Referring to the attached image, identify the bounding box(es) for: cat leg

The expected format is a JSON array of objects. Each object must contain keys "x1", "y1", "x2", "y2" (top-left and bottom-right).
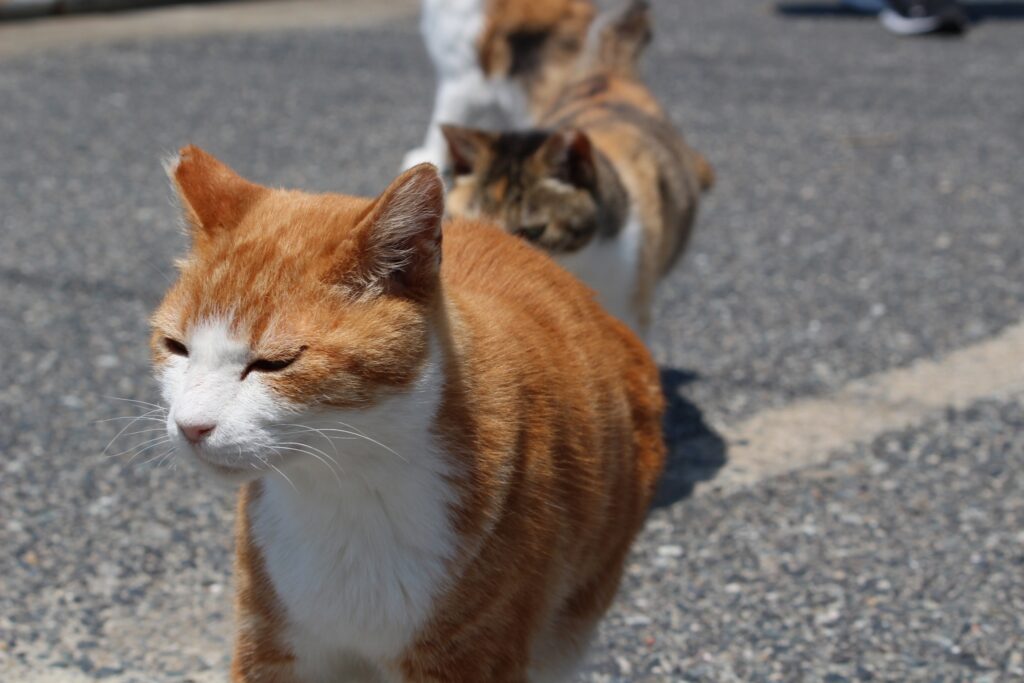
[
  {"x1": 399, "y1": 632, "x2": 533, "y2": 683},
  {"x1": 527, "y1": 618, "x2": 599, "y2": 683},
  {"x1": 231, "y1": 657, "x2": 301, "y2": 683},
  {"x1": 399, "y1": 656, "x2": 531, "y2": 683},
  {"x1": 230, "y1": 619, "x2": 301, "y2": 682}
]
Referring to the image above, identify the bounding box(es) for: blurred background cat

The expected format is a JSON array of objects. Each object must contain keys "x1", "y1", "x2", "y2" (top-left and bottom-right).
[
  {"x1": 442, "y1": 1, "x2": 714, "y2": 335},
  {"x1": 402, "y1": 0, "x2": 595, "y2": 172}
]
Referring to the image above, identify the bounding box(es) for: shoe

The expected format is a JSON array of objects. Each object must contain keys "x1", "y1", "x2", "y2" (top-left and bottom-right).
[
  {"x1": 839, "y1": 0, "x2": 886, "y2": 13},
  {"x1": 880, "y1": 0, "x2": 968, "y2": 34}
]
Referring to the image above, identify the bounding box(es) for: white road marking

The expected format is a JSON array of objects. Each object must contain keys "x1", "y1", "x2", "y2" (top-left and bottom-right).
[{"x1": 708, "y1": 320, "x2": 1024, "y2": 494}]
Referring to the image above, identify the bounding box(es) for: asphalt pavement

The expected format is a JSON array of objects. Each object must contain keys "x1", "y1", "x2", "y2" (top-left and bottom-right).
[{"x1": 0, "y1": 1, "x2": 1022, "y2": 681}]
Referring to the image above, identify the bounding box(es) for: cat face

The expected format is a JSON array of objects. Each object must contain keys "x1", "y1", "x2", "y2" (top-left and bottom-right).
[
  {"x1": 442, "y1": 126, "x2": 600, "y2": 255},
  {"x1": 151, "y1": 147, "x2": 443, "y2": 484}
]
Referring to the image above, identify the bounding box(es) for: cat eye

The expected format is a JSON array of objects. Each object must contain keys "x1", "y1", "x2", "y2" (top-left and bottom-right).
[
  {"x1": 517, "y1": 224, "x2": 547, "y2": 241},
  {"x1": 164, "y1": 337, "x2": 189, "y2": 357},
  {"x1": 242, "y1": 346, "x2": 307, "y2": 379}
]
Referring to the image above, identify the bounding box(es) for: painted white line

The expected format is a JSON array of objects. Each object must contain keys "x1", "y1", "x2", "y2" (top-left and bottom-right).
[
  {"x1": 708, "y1": 320, "x2": 1024, "y2": 494},
  {"x1": 0, "y1": 0, "x2": 419, "y2": 60}
]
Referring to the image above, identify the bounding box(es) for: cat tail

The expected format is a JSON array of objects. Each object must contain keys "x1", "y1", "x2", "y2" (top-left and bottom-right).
[
  {"x1": 693, "y1": 151, "x2": 715, "y2": 193},
  {"x1": 581, "y1": 0, "x2": 652, "y2": 79}
]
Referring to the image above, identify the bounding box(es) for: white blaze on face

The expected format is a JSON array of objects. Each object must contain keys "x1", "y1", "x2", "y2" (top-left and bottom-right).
[
  {"x1": 172, "y1": 319, "x2": 248, "y2": 428},
  {"x1": 158, "y1": 317, "x2": 290, "y2": 478}
]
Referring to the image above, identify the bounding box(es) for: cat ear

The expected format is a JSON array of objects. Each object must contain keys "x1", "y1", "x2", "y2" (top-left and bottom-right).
[
  {"x1": 346, "y1": 163, "x2": 445, "y2": 299},
  {"x1": 165, "y1": 145, "x2": 263, "y2": 235},
  {"x1": 441, "y1": 125, "x2": 492, "y2": 176},
  {"x1": 539, "y1": 129, "x2": 596, "y2": 190},
  {"x1": 586, "y1": 0, "x2": 651, "y2": 76}
]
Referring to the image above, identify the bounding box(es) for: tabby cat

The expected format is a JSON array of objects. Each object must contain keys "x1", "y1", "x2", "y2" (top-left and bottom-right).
[{"x1": 443, "y1": 0, "x2": 714, "y2": 335}]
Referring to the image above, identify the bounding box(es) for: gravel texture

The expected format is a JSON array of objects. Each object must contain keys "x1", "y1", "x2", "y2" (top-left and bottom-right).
[
  {"x1": 0, "y1": 0, "x2": 1022, "y2": 680},
  {"x1": 588, "y1": 398, "x2": 1024, "y2": 682}
]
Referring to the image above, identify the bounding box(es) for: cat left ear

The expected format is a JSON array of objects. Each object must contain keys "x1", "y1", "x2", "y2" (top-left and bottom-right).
[
  {"x1": 441, "y1": 125, "x2": 492, "y2": 176},
  {"x1": 347, "y1": 163, "x2": 445, "y2": 299},
  {"x1": 540, "y1": 130, "x2": 596, "y2": 190},
  {"x1": 165, "y1": 145, "x2": 264, "y2": 237}
]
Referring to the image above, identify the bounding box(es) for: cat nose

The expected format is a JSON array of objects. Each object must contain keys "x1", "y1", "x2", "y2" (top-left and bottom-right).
[{"x1": 178, "y1": 421, "x2": 216, "y2": 444}]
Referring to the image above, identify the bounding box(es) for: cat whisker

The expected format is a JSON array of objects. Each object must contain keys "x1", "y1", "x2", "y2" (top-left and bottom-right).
[
  {"x1": 142, "y1": 257, "x2": 176, "y2": 287},
  {"x1": 329, "y1": 423, "x2": 409, "y2": 465},
  {"x1": 105, "y1": 432, "x2": 171, "y2": 460},
  {"x1": 124, "y1": 438, "x2": 174, "y2": 465},
  {"x1": 100, "y1": 408, "x2": 167, "y2": 456},
  {"x1": 268, "y1": 461, "x2": 299, "y2": 494},
  {"x1": 94, "y1": 413, "x2": 166, "y2": 424},
  {"x1": 103, "y1": 396, "x2": 166, "y2": 411},
  {"x1": 137, "y1": 447, "x2": 176, "y2": 469},
  {"x1": 279, "y1": 420, "x2": 406, "y2": 464},
  {"x1": 277, "y1": 432, "x2": 359, "y2": 449},
  {"x1": 271, "y1": 444, "x2": 345, "y2": 487},
  {"x1": 276, "y1": 440, "x2": 338, "y2": 467},
  {"x1": 271, "y1": 424, "x2": 351, "y2": 456},
  {"x1": 273, "y1": 430, "x2": 358, "y2": 441},
  {"x1": 123, "y1": 427, "x2": 169, "y2": 438}
]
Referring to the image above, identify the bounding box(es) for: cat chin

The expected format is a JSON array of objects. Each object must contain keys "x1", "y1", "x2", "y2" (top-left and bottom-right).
[{"x1": 184, "y1": 447, "x2": 265, "y2": 488}]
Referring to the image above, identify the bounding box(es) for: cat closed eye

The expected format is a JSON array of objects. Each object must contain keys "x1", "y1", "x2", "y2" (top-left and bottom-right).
[
  {"x1": 517, "y1": 224, "x2": 547, "y2": 241},
  {"x1": 164, "y1": 338, "x2": 188, "y2": 357},
  {"x1": 242, "y1": 347, "x2": 306, "y2": 379}
]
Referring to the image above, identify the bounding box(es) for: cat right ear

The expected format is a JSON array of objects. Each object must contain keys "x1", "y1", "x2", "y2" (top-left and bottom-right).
[
  {"x1": 344, "y1": 163, "x2": 445, "y2": 300},
  {"x1": 165, "y1": 145, "x2": 263, "y2": 237},
  {"x1": 539, "y1": 129, "x2": 596, "y2": 190},
  {"x1": 440, "y1": 125, "x2": 492, "y2": 176}
]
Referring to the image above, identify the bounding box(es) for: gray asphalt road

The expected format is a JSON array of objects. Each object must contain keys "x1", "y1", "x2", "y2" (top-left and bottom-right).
[{"x1": 1, "y1": 1, "x2": 1022, "y2": 681}]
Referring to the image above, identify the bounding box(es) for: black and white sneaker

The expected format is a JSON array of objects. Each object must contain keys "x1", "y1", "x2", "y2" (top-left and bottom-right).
[
  {"x1": 880, "y1": 0, "x2": 968, "y2": 35},
  {"x1": 839, "y1": 0, "x2": 886, "y2": 13}
]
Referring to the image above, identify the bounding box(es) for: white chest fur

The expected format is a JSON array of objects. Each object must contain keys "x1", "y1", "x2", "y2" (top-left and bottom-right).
[
  {"x1": 556, "y1": 209, "x2": 644, "y2": 336},
  {"x1": 248, "y1": 352, "x2": 457, "y2": 680}
]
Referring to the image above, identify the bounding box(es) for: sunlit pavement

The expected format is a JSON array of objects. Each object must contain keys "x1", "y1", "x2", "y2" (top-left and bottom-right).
[{"x1": 1, "y1": 1, "x2": 1022, "y2": 680}]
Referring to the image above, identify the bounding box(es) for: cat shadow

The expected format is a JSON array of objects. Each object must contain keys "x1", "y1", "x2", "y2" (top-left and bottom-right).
[
  {"x1": 775, "y1": 2, "x2": 1024, "y2": 21},
  {"x1": 650, "y1": 368, "x2": 728, "y2": 509}
]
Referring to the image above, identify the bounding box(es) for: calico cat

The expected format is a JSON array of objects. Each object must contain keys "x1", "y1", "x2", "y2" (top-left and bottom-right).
[
  {"x1": 402, "y1": 0, "x2": 594, "y2": 171},
  {"x1": 442, "y1": 0, "x2": 714, "y2": 335},
  {"x1": 151, "y1": 146, "x2": 665, "y2": 682}
]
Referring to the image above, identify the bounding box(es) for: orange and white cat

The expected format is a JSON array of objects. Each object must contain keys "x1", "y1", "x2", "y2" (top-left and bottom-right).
[
  {"x1": 402, "y1": 0, "x2": 595, "y2": 171},
  {"x1": 151, "y1": 146, "x2": 665, "y2": 682}
]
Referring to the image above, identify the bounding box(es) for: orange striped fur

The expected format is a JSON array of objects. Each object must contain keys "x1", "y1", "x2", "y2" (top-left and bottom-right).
[{"x1": 151, "y1": 146, "x2": 666, "y2": 681}]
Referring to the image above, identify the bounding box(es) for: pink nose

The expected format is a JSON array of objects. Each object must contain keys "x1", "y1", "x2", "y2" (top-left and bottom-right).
[{"x1": 178, "y1": 422, "x2": 216, "y2": 444}]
